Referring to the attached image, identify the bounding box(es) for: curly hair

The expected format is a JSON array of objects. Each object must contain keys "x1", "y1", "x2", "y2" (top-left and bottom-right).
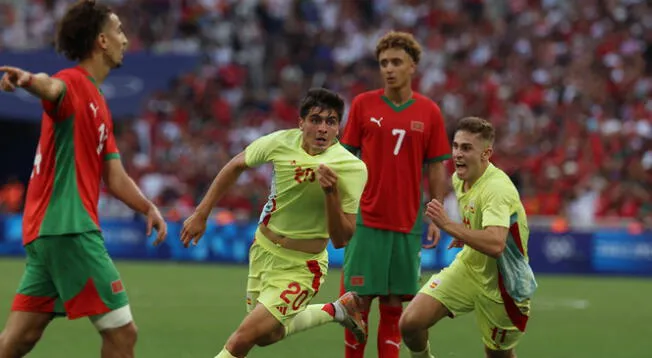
[
  {"x1": 375, "y1": 31, "x2": 422, "y2": 64},
  {"x1": 456, "y1": 117, "x2": 496, "y2": 145},
  {"x1": 299, "y1": 88, "x2": 345, "y2": 122},
  {"x1": 55, "y1": 0, "x2": 113, "y2": 62}
]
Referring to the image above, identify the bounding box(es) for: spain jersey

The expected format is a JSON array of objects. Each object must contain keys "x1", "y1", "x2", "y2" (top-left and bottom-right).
[
  {"x1": 22, "y1": 66, "x2": 120, "y2": 245},
  {"x1": 340, "y1": 89, "x2": 450, "y2": 234},
  {"x1": 245, "y1": 129, "x2": 368, "y2": 239},
  {"x1": 453, "y1": 163, "x2": 534, "y2": 330}
]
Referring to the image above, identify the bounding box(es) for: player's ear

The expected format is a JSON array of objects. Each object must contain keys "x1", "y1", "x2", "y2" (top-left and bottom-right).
[
  {"x1": 98, "y1": 33, "x2": 108, "y2": 51},
  {"x1": 298, "y1": 117, "x2": 305, "y2": 130},
  {"x1": 483, "y1": 146, "x2": 494, "y2": 161}
]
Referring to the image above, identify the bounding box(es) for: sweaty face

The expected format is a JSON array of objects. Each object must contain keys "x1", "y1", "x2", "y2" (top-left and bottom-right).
[
  {"x1": 378, "y1": 48, "x2": 415, "y2": 90},
  {"x1": 299, "y1": 107, "x2": 340, "y2": 156},
  {"x1": 452, "y1": 130, "x2": 492, "y2": 184},
  {"x1": 100, "y1": 13, "x2": 128, "y2": 68}
]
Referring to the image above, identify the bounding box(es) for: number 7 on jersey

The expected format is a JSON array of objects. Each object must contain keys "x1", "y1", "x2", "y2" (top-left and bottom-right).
[{"x1": 391, "y1": 128, "x2": 406, "y2": 155}]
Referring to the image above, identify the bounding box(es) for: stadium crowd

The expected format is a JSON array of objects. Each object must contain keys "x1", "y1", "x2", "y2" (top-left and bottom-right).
[{"x1": 1, "y1": 0, "x2": 651, "y2": 229}]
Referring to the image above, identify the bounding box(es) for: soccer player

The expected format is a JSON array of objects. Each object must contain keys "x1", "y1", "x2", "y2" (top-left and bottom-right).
[
  {"x1": 181, "y1": 88, "x2": 370, "y2": 358},
  {"x1": 339, "y1": 31, "x2": 451, "y2": 358},
  {"x1": 399, "y1": 117, "x2": 537, "y2": 358},
  {"x1": 0, "y1": 1, "x2": 167, "y2": 357}
]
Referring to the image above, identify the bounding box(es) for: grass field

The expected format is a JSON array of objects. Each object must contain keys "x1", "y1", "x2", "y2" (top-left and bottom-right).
[{"x1": 0, "y1": 258, "x2": 651, "y2": 358}]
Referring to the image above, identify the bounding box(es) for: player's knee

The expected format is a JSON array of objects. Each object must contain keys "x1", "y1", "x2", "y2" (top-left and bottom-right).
[
  {"x1": 226, "y1": 328, "x2": 256, "y2": 354},
  {"x1": 256, "y1": 327, "x2": 284, "y2": 347},
  {"x1": 484, "y1": 346, "x2": 515, "y2": 358},
  {"x1": 398, "y1": 307, "x2": 426, "y2": 336},
  {"x1": 100, "y1": 321, "x2": 138, "y2": 353},
  {"x1": 2, "y1": 326, "x2": 43, "y2": 355}
]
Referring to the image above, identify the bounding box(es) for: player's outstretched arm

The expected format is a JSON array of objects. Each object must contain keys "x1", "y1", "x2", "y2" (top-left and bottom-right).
[
  {"x1": 425, "y1": 199, "x2": 507, "y2": 258},
  {"x1": 180, "y1": 151, "x2": 249, "y2": 247},
  {"x1": 0, "y1": 66, "x2": 63, "y2": 102},
  {"x1": 317, "y1": 164, "x2": 356, "y2": 248},
  {"x1": 103, "y1": 158, "x2": 168, "y2": 245}
]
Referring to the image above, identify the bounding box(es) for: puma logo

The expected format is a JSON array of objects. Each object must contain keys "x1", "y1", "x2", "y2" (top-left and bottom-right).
[
  {"x1": 89, "y1": 102, "x2": 99, "y2": 118},
  {"x1": 344, "y1": 341, "x2": 359, "y2": 350},
  {"x1": 370, "y1": 117, "x2": 383, "y2": 127},
  {"x1": 385, "y1": 340, "x2": 401, "y2": 349}
]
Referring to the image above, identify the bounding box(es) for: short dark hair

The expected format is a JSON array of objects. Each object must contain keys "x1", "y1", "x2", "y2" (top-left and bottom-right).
[
  {"x1": 55, "y1": 0, "x2": 113, "y2": 61},
  {"x1": 455, "y1": 117, "x2": 495, "y2": 144},
  {"x1": 375, "y1": 31, "x2": 422, "y2": 64},
  {"x1": 299, "y1": 88, "x2": 345, "y2": 122}
]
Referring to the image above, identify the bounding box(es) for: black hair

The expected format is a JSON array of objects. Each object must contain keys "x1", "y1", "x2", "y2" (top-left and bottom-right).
[
  {"x1": 299, "y1": 88, "x2": 345, "y2": 122},
  {"x1": 55, "y1": 0, "x2": 113, "y2": 61}
]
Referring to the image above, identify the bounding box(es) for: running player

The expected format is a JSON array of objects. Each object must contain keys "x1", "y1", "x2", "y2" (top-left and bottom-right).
[
  {"x1": 400, "y1": 117, "x2": 537, "y2": 358},
  {"x1": 181, "y1": 88, "x2": 369, "y2": 358},
  {"x1": 339, "y1": 31, "x2": 451, "y2": 358},
  {"x1": 0, "y1": 1, "x2": 167, "y2": 357}
]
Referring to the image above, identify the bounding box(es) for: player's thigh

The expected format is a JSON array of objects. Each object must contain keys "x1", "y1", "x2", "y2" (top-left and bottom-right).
[
  {"x1": 11, "y1": 242, "x2": 65, "y2": 316},
  {"x1": 388, "y1": 232, "x2": 422, "y2": 296},
  {"x1": 418, "y1": 262, "x2": 476, "y2": 318},
  {"x1": 1, "y1": 311, "x2": 55, "y2": 346},
  {"x1": 475, "y1": 295, "x2": 530, "y2": 351},
  {"x1": 41, "y1": 232, "x2": 129, "y2": 320},
  {"x1": 400, "y1": 293, "x2": 450, "y2": 332},
  {"x1": 253, "y1": 243, "x2": 328, "y2": 325},
  {"x1": 343, "y1": 225, "x2": 393, "y2": 295},
  {"x1": 232, "y1": 303, "x2": 285, "y2": 346}
]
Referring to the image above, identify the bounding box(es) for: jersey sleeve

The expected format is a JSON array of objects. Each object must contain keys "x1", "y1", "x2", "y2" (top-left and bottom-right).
[
  {"x1": 340, "y1": 96, "x2": 363, "y2": 153},
  {"x1": 103, "y1": 122, "x2": 120, "y2": 161},
  {"x1": 480, "y1": 181, "x2": 513, "y2": 228},
  {"x1": 41, "y1": 71, "x2": 76, "y2": 122},
  {"x1": 338, "y1": 162, "x2": 368, "y2": 214},
  {"x1": 425, "y1": 102, "x2": 451, "y2": 163},
  {"x1": 244, "y1": 131, "x2": 281, "y2": 167}
]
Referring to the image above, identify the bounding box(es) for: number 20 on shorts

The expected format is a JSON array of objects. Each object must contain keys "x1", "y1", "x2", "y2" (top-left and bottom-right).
[{"x1": 280, "y1": 282, "x2": 310, "y2": 310}]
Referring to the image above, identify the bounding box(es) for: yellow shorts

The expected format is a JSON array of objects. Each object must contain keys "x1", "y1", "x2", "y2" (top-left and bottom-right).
[
  {"x1": 419, "y1": 260, "x2": 531, "y2": 351},
  {"x1": 246, "y1": 228, "x2": 328, "y2": 325}
]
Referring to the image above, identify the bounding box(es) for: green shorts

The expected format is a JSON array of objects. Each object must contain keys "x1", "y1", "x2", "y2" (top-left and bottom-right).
[
  {"x1": 247, "y1": 228, "x2": 328, "y2": 325},
  {"x1": 343, "y1": 224, "x2": 421, "y2": 296},
  {"x1": 419, "y1": 260, "x2": 531, "y2": 350},
  {"x1": 11, "y1": 231, "x2": 129, "y2": 320}
]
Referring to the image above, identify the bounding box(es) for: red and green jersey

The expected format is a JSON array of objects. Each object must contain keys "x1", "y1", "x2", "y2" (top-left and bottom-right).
[
  {"x1": 340, "y1": 89, "x2": 451, "y2": 234},
  {"x1": 22, "y1": 66, "x2": 120, "y2": 245}
]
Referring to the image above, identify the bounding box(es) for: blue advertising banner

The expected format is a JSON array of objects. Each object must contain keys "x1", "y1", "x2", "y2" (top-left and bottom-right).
[
  {"x1": 592, "y1": 231, "x2": 652, "y2": 274},
  {"x1": 0, "y1": 50, "x2": 199, "y2": 121},
  {"x1": 1, "y1": 214, "x2": 651, "y2": 275},
  {"x1": 527, "y1": 232, "x2": 593, "y2": 274}
]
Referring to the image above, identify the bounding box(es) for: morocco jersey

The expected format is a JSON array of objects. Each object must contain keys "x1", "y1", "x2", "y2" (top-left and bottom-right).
[
  {"x1": 453, "y1": 163, "x2": 535, "y2": 330},
  {"x1": 340, "y1": 89, "x2": 450, "y2": 234},
  {"x1": 22, "y1": 66, "x2": 120, "y2": 245},
  {"x1": 245, "y1": 129, "x2": 368, "y2": 239}
]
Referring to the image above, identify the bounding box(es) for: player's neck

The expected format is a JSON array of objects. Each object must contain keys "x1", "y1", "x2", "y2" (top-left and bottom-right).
[
  {"x1": 463, "y1": 162, "x2": 490, "y2": 191},
  {"x1": 78, "y1": 58, "x2": 110, "y2": 85},
  {"x1": 383, "y1": 86, "x2": 413, "y2": 106}
]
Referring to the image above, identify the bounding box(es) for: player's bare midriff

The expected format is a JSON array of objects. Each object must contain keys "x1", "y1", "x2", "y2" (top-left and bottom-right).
[{"x1": 258, "y1": 224, "x2": 328, "y2": 254}]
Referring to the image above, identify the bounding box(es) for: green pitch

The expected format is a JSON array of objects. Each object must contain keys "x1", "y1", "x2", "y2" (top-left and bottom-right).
[{"x1": 0, "y1": 259, "x2": 650, "y2": 357}]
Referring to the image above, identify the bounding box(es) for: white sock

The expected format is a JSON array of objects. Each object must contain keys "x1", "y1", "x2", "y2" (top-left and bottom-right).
[
  {"x1": 332, "y1": 301, "x2": 347, "y2": 322},
  {"x1": 409, "y1": 341, "x2": 436, "y2": 358}
]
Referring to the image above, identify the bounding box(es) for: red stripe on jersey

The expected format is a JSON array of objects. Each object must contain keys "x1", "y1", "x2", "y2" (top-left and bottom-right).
[
  {"x1": 497, "y1": 221, "x2": 529, "y2": 332},
  {"x1": 306, "y1": 260, "x2": 323, "y2": 293},
  {"x1": 497, "y1": 272, "x2": 529, "y2": 332},
  {"x1": 509, "y1": 222, "x2": 525, "y2": 254}
]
